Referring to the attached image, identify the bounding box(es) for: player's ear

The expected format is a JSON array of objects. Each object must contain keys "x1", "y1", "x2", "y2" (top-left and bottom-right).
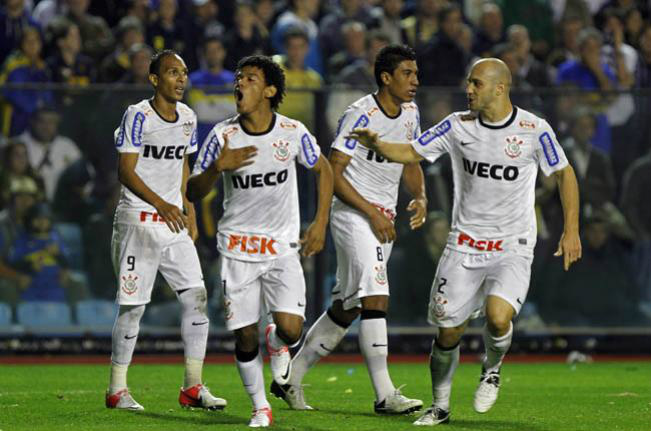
[
  {"x1": 264, "y1": 84, "x2": 277, "y2": 100},
  {"x1": 149, "y1": 73, "x2": 158, "y2": 88},
  {"x1": 381, "y1": 70, "x2": 391, "y2": 86}
]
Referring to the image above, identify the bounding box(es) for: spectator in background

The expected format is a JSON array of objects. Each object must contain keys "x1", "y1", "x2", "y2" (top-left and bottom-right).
[
  {"x1": 99, "y1": 16, "x2": 145, "y2": 82},
  {"x1": 254, "y1": 0, "x2": 275, "y2": 30},
  {"x1": 0, "y1": 176, "x2": 40, "y2": 308},
  {"x1": 147, "y1": 0, "x2": 186, "y2": 55},
  {"x1": 223, "y1": 0, "x2": 270, "y2": 72},
  {"x1": 117, "y1": 43, "x2": 153, "y2": 85},
  {"x1": 507, "y1": 24, "x2": 551, "y2": 88},
  {"x1": 0, "y1": 141, "x2": 44, "y2": 206},
  {"x1": 45, "y1": 17, "x2": 95, "y2": 85},
  {"x1": 65, "y1": 0, "x2": 114, "y2": 62},
  {"x1": 327, "y1": 20, "x2": 366, "y2": 81},
  {"x1": 0, "y1": 27, "x2": 53, "y2": 137},
  {"x1": 623, "y1": 6, "x2": 644, "y2": 48},
  {"x1": 417, "y1": 3, "x2": 468, "y2": 87},
  {"x1": 472, "y1": 2, "x2": 505, "y2": 58},
  {"x1": 494, "y1": 0, "x2": 554, "y2": 59},
  {"x1": 401, "y1": 0, "x2": 443, "y2": 51},
  {"x1": 621, "y1": 146, "x2": 651, "y2": 241},
  {"x1": 32, "y1": 0, "x2": 67, "y2": 29},
  {"x1": 15, "y1": 106, "x2": 82, "y2": 202},
  {"x1": 548, "y1": 15, "x2": 585, "y2": 68},
  {"x1": 319, "y1": 0, "x2": 371, "y2": 65},
  {"x1": 123, "y1": 0, "x2": 151, "y2": 26},
  {"x1": 272, "y1": 0, "x2": 323, "y2": 75},
  {"x1": 0, "y1": 0, "x2": 39, "y2": 66},
  {"x1": 635, "y1": 25, "x2": 651, "y2": 87},
  {"x1": 368, "y1": 0, "x2": 404, "y2": 45},
  {"x1": 9, "y1": 202, "x2": 85, "y2": 304},
  {"x1": 52, "y1": 157, "x2": 97, "y2": 224},
  {"x1": 275, "y1": 26, "x2": 322, "y2": 131},
  {"x1": 556, "y1": 27, "x2": 617, "y2": 154},
  {"x1": 185, "y1": 0, "x2": 225, "y2": 71},
  {"x1": 187, "y1": 36, "x2": 236, "y2": 143}
]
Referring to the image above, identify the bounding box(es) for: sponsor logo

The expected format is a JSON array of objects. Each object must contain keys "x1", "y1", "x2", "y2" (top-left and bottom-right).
[
  {"x1": 131, "y1": 112, "x2": 145, "y2": 147},
  {"x1": 372, "y1": 343, "x2": 388, "y2": 347},
  {"x1": 280, "y1": 121, "x2": 297, "y2": 129},
  {"x1": 374, "y1": 265, "x2": 387, "y2": 285},
  {"x1": 272, "y1": 140, "x2": 291, "y2": 162},
  {"x1": 519, "y1": 120, "x2": 536, "y2": 129},
  {"x1": 433, "y1": 294, "x2": 448, "y2": 318},
  {"x1": 124, "y1": 334, "x2": 137, "y2": 340},
  {"x1": 301, "y1": 133, "x2": 318, "y2": 167},
  {"x1": 192, "y1": 321, "x2": 209, "y2": 326},
  {"x1": 462, "y1": 157, "x2": 519, "y2": 181},
  {"x1": 121, "y1": 274, "x2": 139, "y2": 295},
  {"x1": 231, "y1": 169, "x2": 288, "y2": 189},
  {"x1": 367, "y1": 107, "x2": 379, "y2": 116},
  {"x1": 224, "y1": 300, "x2": 233, "y2": 320},
  {"x1": 227, "y1": 234, "x2": 277, "y2": 255},
  {"x1": 504, "y1": 136, "x2": 523, "y2": 159},
  {"x1": 418, "y1": 120, "x2": 451, "y2": 146},
  {"x1": 319, "y1": 343, "x2": 333, "y2": 352},
  {"x1": 139, "y1": 211, "x2": 166, "y2": 223},
  {"x1": 539, "y1": 132, "x2": 560, "y2": 166},
  {"x1": 460, "y1": 141, "x2": 473, "y2": 146},
  {"x1": 224, "y1": 126, "x2": 239, "y2": 138},
  {"x1": 345, "y1": 114, "x2": 369, "y2": 149},
  {"x1": 457, "y1": 232, "x2": 504, "y2": 252},
  {"x1": 142, "y1": 144, "x2": 185, "y2": 160},
  {"x1": 182, "y1": 121, "x2": 194, "y2": 136}
]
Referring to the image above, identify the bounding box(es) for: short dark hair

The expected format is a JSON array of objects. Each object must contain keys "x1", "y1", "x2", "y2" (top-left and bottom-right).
[
  {"x1": 149, "y1": 49, "x2": 178, "y2": 75},
  {"x1": 283, "y1": 26, "x2": 309, "y2": 46},
  {"x1": 236, "y1": 55, "x2": 286, "y2": 110},
  {"x1": 374, "y1": 44, "x2": 416, "y2": 87}
]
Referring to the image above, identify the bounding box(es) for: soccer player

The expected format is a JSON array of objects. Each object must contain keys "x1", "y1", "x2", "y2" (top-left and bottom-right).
[
  {"x1": 348, "y1": 58, "x2": 582, "y2": 426},
  {"x1": 271, "y1": 45, "x2": 425, "y2": 414},
  {"x1": 106, "y1": 50, "x2": 226, "y2": 411},
  {"x1": 186, "y1": 55, "x2": 333, "y2": 428}
]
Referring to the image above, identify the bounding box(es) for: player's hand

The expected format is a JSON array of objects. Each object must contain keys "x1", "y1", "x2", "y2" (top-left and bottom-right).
[
  {"x1": 554, "y1": 230, "x2": 582, "y2": 271},
  {"x1": 407, "y1": 197, "x2": 427, "y2": 230},
  {"x1": 215, "y1": 133, "x2": 257, "y2": 172},
  {"x1": 346, "y1": 128, "x2": 379, "y2": 150},
  {"x1": 299, "y1": 221, "x2": 327, "y2": 257},
  {"x1": 156, "y1": 201, "x2": 188, "y2": 233},
  {"x1": 369, "y1": 210, "x2": 396, "y2": 243}
]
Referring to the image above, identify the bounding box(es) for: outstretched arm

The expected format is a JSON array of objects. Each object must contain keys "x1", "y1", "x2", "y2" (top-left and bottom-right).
[
  {"x1": 346, "y1": 128, "x2": 424, "y2": 164},
  {"x1": 300, "y1": 155, "x2": 334, "y2": 257},
  {"x1": 553, "y1": 165, "x2": 582, "y2": 270},
  {"x1": 186, "y1": 133, "x2": 257, "y2": 201}
]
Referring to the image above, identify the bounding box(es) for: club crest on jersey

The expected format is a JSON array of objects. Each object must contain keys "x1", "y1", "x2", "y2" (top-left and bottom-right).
[
  {"x1": 433, "y1": 294, "x2": 448, "y2": 318},
  {"x1": 374, "y1": 265, "x2": 387, "y2": 285},
  {"x1": 504, "y1": 136, "x2": 523, "y2": 159},
  {"x1": 224, "y1": 300, "x2": 233, "y2": 321},
  {"x1": 404, "y1": 121, "x2": 415, "y2": 140},
  {"x1": 272, "y1": 140, "x2": 291, "y2": 162},
  {"x1": 182, "y1": 121, "x2": 194, "y2": 136},
  {"x1": 121, "y1": 274, "x2": 139, "y2": 295}
]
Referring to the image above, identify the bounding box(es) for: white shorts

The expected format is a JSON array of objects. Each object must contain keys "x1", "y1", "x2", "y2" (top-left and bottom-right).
[
  {"x1": 111, "y1": 222, "x2": 204, "y2": 305},
  {"x1": 330, "y1": 205, "x2": 393, "y2": 311},
  {"x1": 427, "y1": 247, "x2": 533, "y2": 327},
  {"x1": 218, "y1": 252, "x2": 306, "y2": 331}
]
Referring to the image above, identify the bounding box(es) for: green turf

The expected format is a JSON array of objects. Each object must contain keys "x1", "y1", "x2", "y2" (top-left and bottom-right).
[{"x1": 0, "y1": 361, "x2": 649, "y2": 431}]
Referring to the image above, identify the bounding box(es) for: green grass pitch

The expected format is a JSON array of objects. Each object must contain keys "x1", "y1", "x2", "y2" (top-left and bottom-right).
[{"x1": 1, "y1": 361, "x2": 649, "y2": 430}]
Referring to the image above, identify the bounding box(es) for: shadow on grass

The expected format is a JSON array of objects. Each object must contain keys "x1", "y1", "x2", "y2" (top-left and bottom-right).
[{"x1": 448, "y1": 418, "x2": 553, "y2": 431}]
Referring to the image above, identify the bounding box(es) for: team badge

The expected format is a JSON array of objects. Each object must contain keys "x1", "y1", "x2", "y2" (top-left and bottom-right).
[
  {"x1": 374, "y1": 265, "x2": 387, "y2": 285},
  {"x1": 182, "y1": 121, "x2": 194, "y2": 136},
  {"x1": 224, "y1": 300, "x2": 233, "y2": 321},
  {"x1": 404, "y1": 121, "x2": 415, "y2": 140},
  {"x1": 504, "y1": 136, "x2": 523, "y2": 159},
  {"x1": 121, "y1": 274, "x2": 139, "y2": 295},
  {"x1": 272, "y1": 140, "x2": 291, "y2": 162},
  {"x1": 433, "y1": 294, "x2": 448, "y2": 318}
]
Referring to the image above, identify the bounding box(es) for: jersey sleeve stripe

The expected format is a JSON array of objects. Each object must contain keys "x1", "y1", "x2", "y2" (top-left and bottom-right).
[
  {"x1": 200, "y1": 133, "x2": 221, "y2": 170},
  {"x1": 539, "y1": 132, "x2": 559, "y2": 166},
  {"x1": 344, "y1": 114, "x2": 369, "y2": 150},
  {"x1": 301, "y1": 133, "x2": 319, "y2": 167},
  {"x1": 131, "y1": 111, "x2": 145, "y2": 147}
]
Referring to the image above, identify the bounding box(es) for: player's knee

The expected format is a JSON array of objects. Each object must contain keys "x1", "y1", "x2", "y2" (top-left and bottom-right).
[
  {"x1": 360, "y1": 295, "x2": 388, "y2": 312},
  {"x1": 486, "y1": 316, "x2": 512, "y2": 335},
  {"x1": 235, "y1": 324, "x2": 259, "y2": 351},
  {"x1": 436, "y1": 327, "x2": 464, "y2": 348},
  {"x1": 276, "y1": 323, "x2": 303, "y2": 345},
  {"x1": 119, "y1": 304, "x2": 146, "y2": 324},
  {"x1": 328, "y1": 302, "x2": 359, "y2": 326},
  {"x1": 178, "y1": 287, "x2": 208, "y2": 315}
]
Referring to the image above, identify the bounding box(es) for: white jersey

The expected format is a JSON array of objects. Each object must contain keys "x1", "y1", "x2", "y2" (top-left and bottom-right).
[
  {"x1": 114, "y1": 99, "x2": 198, "y2": 219},
  {"x1": 191, "y1": 113, "x2": 321, "y2": 262},
  {"x1": 331, "y1": 94, "x2": 420, "y2": 216},
  {"x1": 412, "y1": 107, "x2": 569, "y2": 257}
]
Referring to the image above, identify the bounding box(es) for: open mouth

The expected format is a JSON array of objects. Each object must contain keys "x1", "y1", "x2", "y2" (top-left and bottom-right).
[{"x1": 235, "y1": 88, "x2": 243, "y2": 102}]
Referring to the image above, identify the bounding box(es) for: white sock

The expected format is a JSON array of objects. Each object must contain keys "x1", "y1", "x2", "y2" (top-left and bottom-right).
[
  {"x1": 289, "y1": 311, "x2": 348, "y2": 386},
  {"x1": 359, "y1": 317, "x2": 394, "y2": 402},
  {"x1": 236, "y1": 351, "x2": 269, "y2": 410},
  {"x1": 179, "y1": 288, "x2": 209, "y2": 360},
  {"x1": 429, "y1": 339, "x2": 460, "y2": 411},
  {"x1": 109, "y1": 305, "x2": 145, "y2": 393},
  {"x1": 266, "y1": 324, "x2": 288, "y2": 351},
  {"x1": 184, "y1": 357, "x2": 203, "y2": 389},
  {"x1": 482, "y1": 322, "x2": 512, "y2": 373}
]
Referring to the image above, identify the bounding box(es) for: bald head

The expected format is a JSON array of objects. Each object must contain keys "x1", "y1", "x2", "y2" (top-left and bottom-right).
[{"x1": 470, "y1": 58, "x2": 512, "y2": 88}]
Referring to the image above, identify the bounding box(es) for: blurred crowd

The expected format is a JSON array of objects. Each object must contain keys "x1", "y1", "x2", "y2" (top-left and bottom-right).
[{"x1": 1, "y1": 0, "x2": 651, "y2": 328}]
